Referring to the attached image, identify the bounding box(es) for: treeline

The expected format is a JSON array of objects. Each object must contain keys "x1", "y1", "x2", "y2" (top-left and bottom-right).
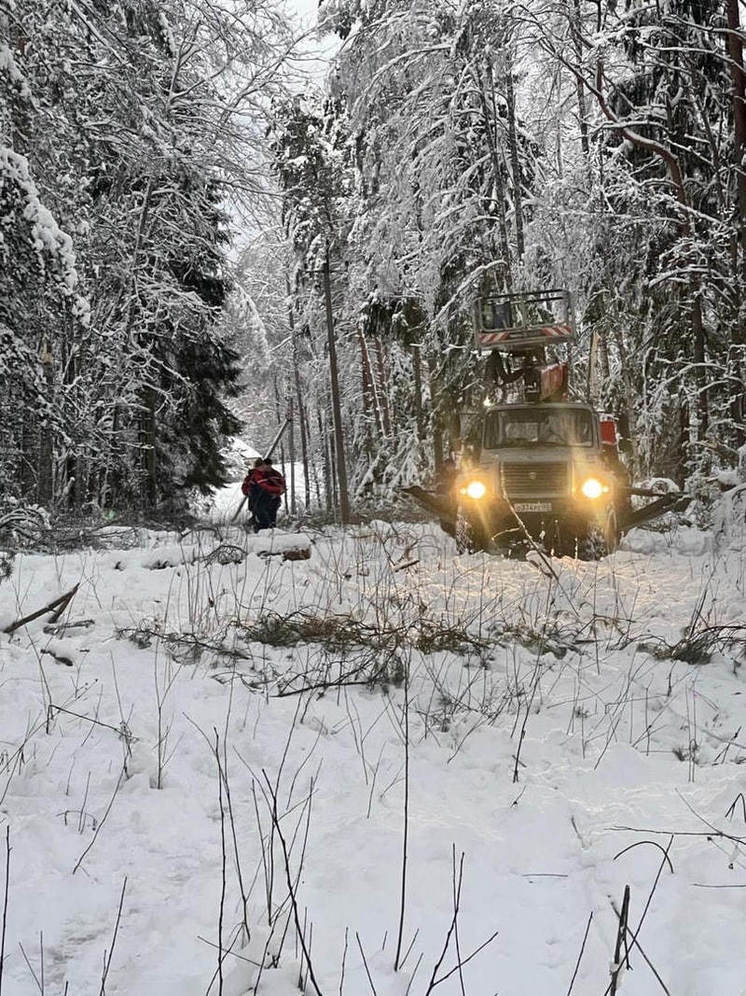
[
  {"x1": 0, "y1": 0, "x2": 298, "y2": 513},
  {"x1": 272, "y1": 0, "x2": 746, "y2": 501}
]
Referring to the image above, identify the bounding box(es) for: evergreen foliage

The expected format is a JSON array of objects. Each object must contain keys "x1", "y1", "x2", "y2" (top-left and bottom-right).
[{"x1": 0, "y1": 0, "x2": 297, "y2": 513}]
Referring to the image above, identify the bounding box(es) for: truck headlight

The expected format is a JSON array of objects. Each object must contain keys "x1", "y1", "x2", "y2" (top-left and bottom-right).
[
  {"x1": 464, "y1": 480, "x2": 487, "y2": 500},
  {"x1": 580, "y1": 477, "x2": 605, "y2": 499}
]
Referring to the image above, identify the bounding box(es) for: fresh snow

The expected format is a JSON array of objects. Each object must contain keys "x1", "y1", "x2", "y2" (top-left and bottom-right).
[
  {"x1": 1, "y1": 517, "x2": 746, "y2": 994},
  {"x1": 0, "y1": 148, "x2": 80, "y2": 292}
]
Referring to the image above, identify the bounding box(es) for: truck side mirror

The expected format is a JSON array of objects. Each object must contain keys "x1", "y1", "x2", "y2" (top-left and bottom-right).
[{"x1": 599, "y1": 416, "x2": 618, "y2": 447}]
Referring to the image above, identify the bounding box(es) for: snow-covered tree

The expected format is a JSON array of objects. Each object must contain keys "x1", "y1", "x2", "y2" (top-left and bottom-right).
[{"x1": 1, "y1": 0, "x2": 302, "y2": 511}]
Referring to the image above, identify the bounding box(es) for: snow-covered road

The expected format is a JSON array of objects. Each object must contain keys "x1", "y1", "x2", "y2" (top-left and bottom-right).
[{"x1": 1, "y1": 518, "x2": 745, "y2": 994}]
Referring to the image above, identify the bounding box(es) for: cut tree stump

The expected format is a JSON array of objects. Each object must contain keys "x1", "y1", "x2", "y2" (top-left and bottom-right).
[
  {"x1": 282, "y1": 547, "x2": 311, "y2": 562},
  {"x1": 258, "y1": 545, "x2": 311, "y2": 562}
]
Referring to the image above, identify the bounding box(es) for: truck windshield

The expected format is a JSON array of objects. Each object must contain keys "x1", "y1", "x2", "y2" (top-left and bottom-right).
[{"x1": 484, "y1": 409, "x2": 594, "y2": 448}]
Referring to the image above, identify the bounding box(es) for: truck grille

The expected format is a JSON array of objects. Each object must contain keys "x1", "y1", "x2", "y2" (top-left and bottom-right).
[{"x1": 501, "y1": 462, "x2": 569, "y2": 497}]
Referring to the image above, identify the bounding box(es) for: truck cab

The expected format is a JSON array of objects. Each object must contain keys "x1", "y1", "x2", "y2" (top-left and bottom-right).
[{"x1": 456, "y1": 401, "x2": 622, "y2": 556}]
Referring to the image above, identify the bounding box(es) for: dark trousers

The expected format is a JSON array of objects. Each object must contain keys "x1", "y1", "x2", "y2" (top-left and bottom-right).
[{"x1": 254, "y1": 491, "x2": 281, "y2": 530}]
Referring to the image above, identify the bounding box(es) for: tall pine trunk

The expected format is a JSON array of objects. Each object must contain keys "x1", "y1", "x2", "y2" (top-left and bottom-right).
[
  {"x1": 373, "y1": 337, "x2": 393, "y2": 437},
  {"x1": 411, "y1": 344, "x2": 425, "y2": 441},
  {"x1": 505, "y1": 46, "x2": 525, "y2": 259},
  {"x1": 288, "y1": 396, "x2": 296, "y2": 516},
  {"x1": 474, "y1": 62, "x2": 512, "y2": 287},
  {"x1": 726, "y1": 0, "x2": 746, "y2": 444},
  {"x1": 428, "y1": 357, "x2": 444, "y2": 475},
  {"x1": 358, "y1": 328, "x2": 383, "y2": 438},
  {"x1": 140, "y1": 383, "x2": 157, "y2": 510},
  {"x1": 571, "y1": 0, "x2": 590, "y2": 160},
  {"x1": 287, "y1": 275, "x2": 311, "y2": 507},
  {"x1": 38, "y1": 343, "x2": 54, "y2": 507}
]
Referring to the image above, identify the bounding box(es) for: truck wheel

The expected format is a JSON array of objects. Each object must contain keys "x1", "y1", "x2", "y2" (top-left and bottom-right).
[
  {"x1": 578, "y1": 507, "x2": 619, "y2": 560},
  {"x1": 455, "y1": 512, "x2": 489, "y2": 553},
  {"x1": 604, "y1": 507, "x2": 620, "y2": 553}
]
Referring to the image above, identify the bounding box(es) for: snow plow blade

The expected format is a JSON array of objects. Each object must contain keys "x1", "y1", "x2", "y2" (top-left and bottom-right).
[
  {"x1": 404, "y1": 484, "x2": 689, "y2": 542},
  {"x1": 619, "y1": 492, "x2": 690, "y2": 533},
  {"x1": 401, "y1": 484, "x2": 691, "y2": 536},
  {"x1": 401, "y1": 486, "x2": 457, "y2": 534}
]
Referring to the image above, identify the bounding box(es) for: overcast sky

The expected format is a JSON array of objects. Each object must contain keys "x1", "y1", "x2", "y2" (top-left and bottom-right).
[
  {"x1": 288, "y1": 0, "x2": 323, "y2": 29},
  {"x1": 286, "y1": 0, "x2": 340, "y2": 78}
]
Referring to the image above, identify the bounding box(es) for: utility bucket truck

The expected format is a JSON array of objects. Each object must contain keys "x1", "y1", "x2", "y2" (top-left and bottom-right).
[{"x1": 405, "y1": 289, "x2": 688, "y2": 558}]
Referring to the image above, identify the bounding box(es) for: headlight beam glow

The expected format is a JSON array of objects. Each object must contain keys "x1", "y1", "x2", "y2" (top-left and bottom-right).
[
  {"x1": 464, "y1": 480, "x2": 487, "y2": 500},
  {"x1": 580, "y1": 477, "x2": 605, "y2": 499}
]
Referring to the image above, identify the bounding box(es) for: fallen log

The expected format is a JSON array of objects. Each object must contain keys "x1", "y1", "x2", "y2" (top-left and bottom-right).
[
  {"x1": 3, "y1": 583, "x2": 80, "y2": 635},
  {"x1": 620, "y1": 494, "x2": 690, "y2": 532},
  {"x1": 400, "y1": 486, "x2": 457, "y2": 536}
]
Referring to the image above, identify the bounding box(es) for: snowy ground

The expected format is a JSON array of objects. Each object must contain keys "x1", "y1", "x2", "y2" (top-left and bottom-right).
[{"x1": 1, "y1": 509, "x2": 746, "y2": 994}]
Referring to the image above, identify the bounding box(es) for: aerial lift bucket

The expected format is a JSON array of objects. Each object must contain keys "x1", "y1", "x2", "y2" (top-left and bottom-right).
[
  {"x1": 475, "y1": 288, "x2": 575, "y2": 402},
  {"x1": 473, "y1": 288, "x2": 575, "y2": 353}
]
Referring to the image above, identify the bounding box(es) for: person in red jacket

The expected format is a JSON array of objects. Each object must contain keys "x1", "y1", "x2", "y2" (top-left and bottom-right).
[
  {"x1": 251, "y1": 458, "x2": 286, "y2": 531},
  {"x1": 241, "y1": 458, "x2": 264, "y2": 497},
  {"x1": 241, "y1": 458, "x2": 264, "y2": 528}
]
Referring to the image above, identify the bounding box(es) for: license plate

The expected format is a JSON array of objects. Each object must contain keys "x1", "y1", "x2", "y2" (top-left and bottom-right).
[{"x1": 513, "y1": 501, "x2": 552, "y2": 513}]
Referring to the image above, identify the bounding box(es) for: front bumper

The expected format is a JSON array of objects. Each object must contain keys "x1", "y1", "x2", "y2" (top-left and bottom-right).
[{"x1": 460, "y1": 494, "x2": 609, "y2": 542}]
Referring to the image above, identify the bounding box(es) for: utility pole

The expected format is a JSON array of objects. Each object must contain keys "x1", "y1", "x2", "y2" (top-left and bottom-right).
[
  {"x1": 322, "y1": 246, "x2": 351, "y2": 524},
  {"x1": 288, "y1": 396, "x2": 296, "y2": 515},
  {"x1": 286, "y1": 274, "x2": 311, "y2": 508}
]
